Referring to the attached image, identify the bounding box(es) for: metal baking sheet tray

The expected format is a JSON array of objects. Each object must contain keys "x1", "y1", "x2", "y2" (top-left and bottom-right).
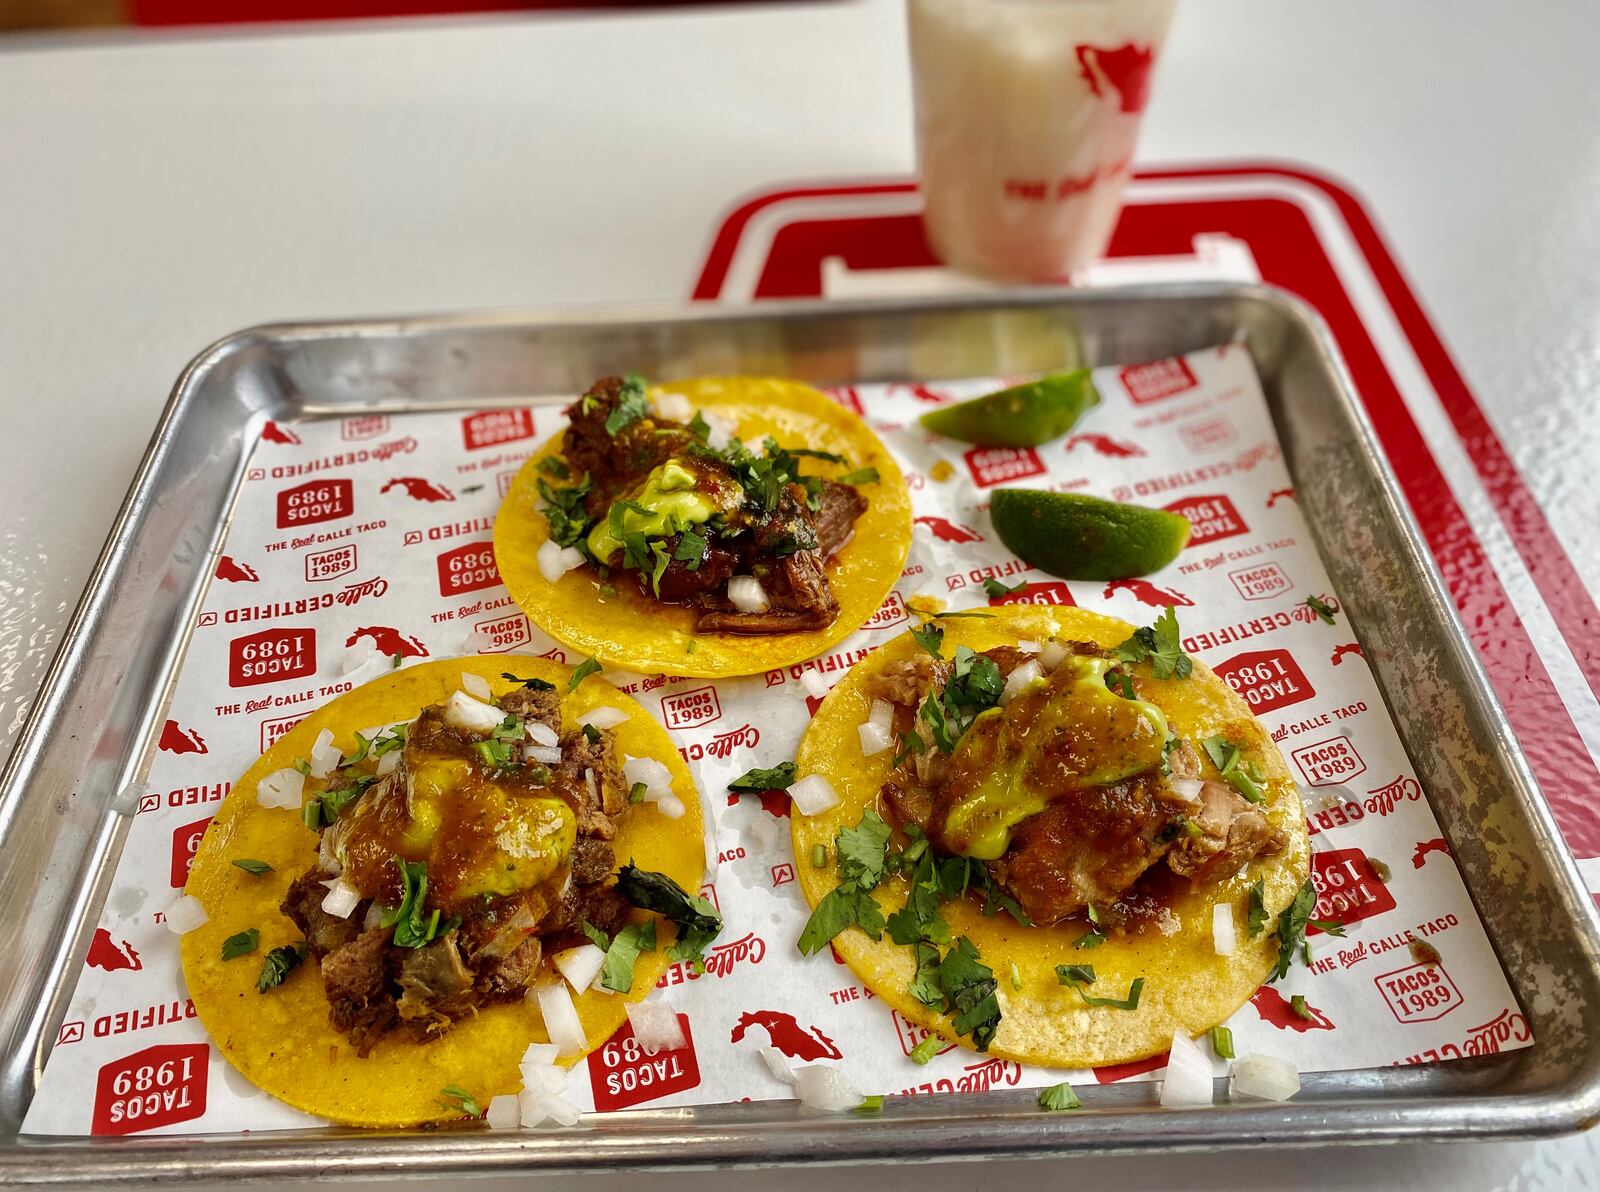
[{"x1": 2, "y1": 285, "x2": 1597, "y2": 1183}]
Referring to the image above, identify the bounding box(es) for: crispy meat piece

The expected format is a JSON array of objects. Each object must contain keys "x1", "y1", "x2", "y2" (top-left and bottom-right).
[
  {"x1": 561, "y1": 377, "x2": 696, "y2": 509},
  {"x1": 396, "y1": 935, "x2": 475, "y2": 1036},
  {"x1": 321, "y1": 927, "x2": 397, "y2": 1057},
  {"x1": 654, "y1": 537, "x2": 739, "y2": 603},
  {"x1": 814, "y1": 480, "x2": 867, "y2": 557},
  {"x1": 282, "y1": 868, "x2": 361, "y2": 956},
  {"x1": 499, "y1": 683, "x2": 562, "y2": 732},
  {"x1": 481, "y1": 935, "x2": 542, "y2": 997},
  {"x1": 1166, "y1": 780, "x2": 1287, "y2": 883}
]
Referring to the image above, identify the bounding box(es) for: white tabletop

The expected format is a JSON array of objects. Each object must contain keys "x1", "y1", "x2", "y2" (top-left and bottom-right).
[{"x1": 2, "y1": 0, "x2": 1597, "y2": 1185}]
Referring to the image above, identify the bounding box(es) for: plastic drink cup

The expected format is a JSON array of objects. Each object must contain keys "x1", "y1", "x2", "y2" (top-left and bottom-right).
[{"x1": 908, "y1": 0, "x2": 1178, "y2": 280}]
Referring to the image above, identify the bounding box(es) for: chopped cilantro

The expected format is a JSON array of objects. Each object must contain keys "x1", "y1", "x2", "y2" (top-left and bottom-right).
[
  {"x1": 787, "y1": 448, "x2": 848, "y2": 464},
  {"x1": 1075, "y1": 976, "x2": 1144, "y2": 1011},
  {"x1": 391, "y1": 653, "x2": 403, "y2": 669},
  {"x1": 1075, "y1": 927, "x2": 1107, "y2": 950},
  {"x1": 648, "y1": 540, "x2": 671, "y2": 597},
  {"x1": 582, "y1": 723, "x2": 601, "y2": 744},
  {"x1": 919, "y1": 689, "x2": 958, "y2": 754},
  {"x1": 603, "y1": 375, "x2": 651, "y2": 436},
  {"x1": 1203, "y1": 735, "x2": 1267, "y2": 804},
  {"x1": 946, "y1": 646, "x2": 1003, "y2": 708},
  {"x1": 908, "y1": 1035, "x2": 942, "y2": 1065},
  {"x1": 292, "y1": 758, "x2": 312, "y2": 776},
  {"x1": 797, "y1": 882, "x2": 884, "y2": 954},
  {"x1": 537, "y1": 456, "x2": 571, "y2": 480},
  {"x1": 1112, "y1": 606, "x2": 1193, "y2": 680},
  {"x1": 386, "y1": 857, "x2": 451, "y2": 949},
  {"x1": 1106, "y1": 668, "x2": 1136, "y2": 700},
  {"x1": 1211, "y1": 1025, "x2": 1235, "y2": 1060},
  {"x1": 568, "y1": 656, "x2": 602, "y2": 691},
  {"x1": 685, "y1": 641, "x2": 698, "y2": 654},
  {"x1": 1291, "y1": 994, "x2": 1313, "y2": 1021},
  {"x1": 674, "y1": 526, "x2": 709, "y2": 571},
  {"x1": 1247, "y1": 880, "x2": 1268, "y2": 938},
  {"x1": 687, "y1": 410, "x2": 710, "y2": 440},
  {"x1": 615, "y1": 864, "x2": 724, "y2": 970},
  {"x1": 502, "y1": 671, "x2": 556, "y2": 691},
  {"x1": 890, "y1": 729, "x2": 926, "y2": 768},
  {"x1": 439, "y1": 1085, "x2": 481, "y2": 1118},
  {"x1": 256, "y1": 943, "x2": 304, "y2": 993},
  {"x1": 473, "y1": 738, "x2": 519, "y2": 773},
  {"x1": 600, "y1": 919, "x2": 658, "y2": 993},
  {"x1": 937, "y1": 937, "x2": 1001, "y2": 1050},
  {"x1": 728, "y1": 762, "x2": 797, "y2": 793},
  {"x1": 580, "y1": 920, "x2": 611, "y2": 951},
  {"x1": 981, "y1": 577, "x2": 1026, "y2": 598},
  {"x1": 837, "y1": 810, "x2": 892, "y2": 888},
  {"x1": 909, "y1": 621, "x2": 945, "y2": 658},
  {"x1": 1038, "y1": 1083, "x2": 1081, "y2": 1111},
  {"x1": 836, "y1": 467, "x2": 880, "y2": 486},
  {"x1": 221, "y1": 928, "x2": 259, "y2": 960},
  {"x1": 1055, "y1": 963, "x2": 1096, "y2": 985},
  {"x1": 1270, "y1": 880, "x2": 1322, "y2": 981},
  {"x1": 812, "y1": 843, "x2": 827, "y2": 868},
  {"x1": 630, "y1": 782, "x2": 648, "y2": 804},
  {"x1": 1305, "y1": 594, "x2": 1337, "y2": 625},
  {"x1": 537, "y1": 472, "x2": 594, "y2": 549},
  {"x1": 908, "y1": 940, "x2": 943, "y2": 1006},
  {"x1": 231, "y1": 858, "x2": 272, "y2": 876}
]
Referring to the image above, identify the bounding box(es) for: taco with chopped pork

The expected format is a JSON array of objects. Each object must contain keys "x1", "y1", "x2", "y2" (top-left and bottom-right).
[
  {"x1": 790, "y1": 604, "x2": 1312, "y2": 1070},
  {"x1": 181, "y1": 656, "x2": 714, "y2": 1127},
  {"x1": 494, "y1": 375, "x2": 912, "y2": 679}
]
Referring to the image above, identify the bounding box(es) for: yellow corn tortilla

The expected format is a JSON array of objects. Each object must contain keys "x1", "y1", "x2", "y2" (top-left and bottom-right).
[
  {"x1": 792, "y1": 605, "x2": 1311, "y2": 1069},
  {"x1": 181, "y1": 655, "x2": 706, "y2": 1128},
  {"x1": 494, "y1": 376, "x2": 913, "y2": 679}
]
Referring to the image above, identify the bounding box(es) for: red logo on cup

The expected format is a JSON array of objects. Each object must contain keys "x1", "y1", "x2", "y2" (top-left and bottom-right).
[
  {"x1": 228, "y1": 627, "x2": 316, "y2": 688},
  {"x1": 472, "y1": 611, "x2": 530, "y2": 653},
  {"x1": 1375, "y1": 961, "x2": 1462, "y2": 1025},
  {"x1": 92, "y1": 1043, "x2": 209, "y2": 1135},
  {"x1": 963, "y1": 445, "x2": 1046, "y2": 488},
  {"x1": 1228, "y1": 562, "x2": 1290, "y2": 601},
  {"x1": 1119, "y1": 357, "x2": 1197, "y2": 405},
  {"x1": 274, "y1": 479, "x2": 353, "y2": 529},
  {"x1": 436, "y1": 542, "x2": 501, "y2": 597},
  {"x1": 661, "y1": 686, "x2": 721, "y2": 731},
  {"x1": 863, "y1": 590, "x2": 909, "y2": 630},
  {"x1": 170, "y1": 816, "x2": 212, "y2": 889},
  {"x1": 341, "y1": 414, "x2": 390, "y2": 441},
  {"x1": 461, "y1": 409, "x2": 535, "y2": 451},
  {"x1": 1214, "y1": 648, "x2": 1314, "y2": 713},
  {"x1": 588, "y1": 1015, "x2": 700, "y2": 1111},
  {"x1": 1165, "y1": 493, "x2": 1247, "y2": 546},
  {"x1": 305, "y1": 544, "x2": 358, "y2": 582},
  {"x1": 1291, "y1": 735, "x2": 1367, "y2": 787},
  {"x1": 989, "y1": 579, "x2": 1076, "y2": 607},
  {"x1": 1310, "y1": 848, "x2": 1396, "y2": 931},
  {"x1": 259, "y1": 712, "x2": 306, "y2": 752}
]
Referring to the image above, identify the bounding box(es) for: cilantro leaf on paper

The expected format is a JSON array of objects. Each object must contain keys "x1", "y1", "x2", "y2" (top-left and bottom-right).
[
  {"x1": 1270, "y1": 880, "x2": 1322, "y2": 981},
  {"x1": 797, "y1": 882, "x2": 885, "y2": 954},
  {"x1": 1305, "y1": 594, "x2": 1337, "y2": 625},
  {"x1": 981, "y1": 577, "x2": 1026, "y2": 599},
  {"x1": 728, "y1": 762, "x2": 798, "y2": 793}
]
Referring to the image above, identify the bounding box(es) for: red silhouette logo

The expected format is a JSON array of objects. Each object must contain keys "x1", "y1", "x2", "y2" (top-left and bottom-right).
[
  {"x1": 1251, "y1": 986, "x2": 1334, "y2": 1032},
  {"x1": 381, "y1": 477, "x2": 456, "y2": 503},
  {"x1": 728, "y1": 790, "x2": 791, "y2": 818},
  {"x1": 915, "y1": 515, "x2": 984, "y2": 544},
  {"x1": 158, "y1": 719, "x2": 207, "y2": 756},
  {"x1": 891, "y1": 383, "x2": 952, "y2": 405},
  {"x1": 93, "y1": 1043, "x2": 209, "y2": 1135},
  {"x1": 731, "y1": 1010, "x2": 843, "y2": 1062},
  {"x1": 1266, "y1": 488, "x2": 1296, "y2": 508},
  {"x1": 86, "y1": 928, "x2": 143, "y2": 973},
  {"x1": 1074, "y1": 42, "x2": 1156, "y2": 113},
  {"x1": 261, "y1": 421, "x2": 300, "y2": 445},
  {"x1": 1164, "y1": 493, "x2": 1247, "y2": 546},
  {"x1": 346, "y1": 626, "x2": 428, "y2": 658},
  {"x1": 214, "y1": 556, "x2": 258, "y2": 583},
  {"x1": 1412, "y1": 838, "x2": 1451, "y2": 869},
  {"x1": 1102, "y1": 578, "x2": 1192, "y2": 607},
  {"x1": 1331, "y1": 643, "x2": 1363, "y2": 666},
  {"x1": 1065, "y1": 433, "x2": 1143, "y2": 458}
]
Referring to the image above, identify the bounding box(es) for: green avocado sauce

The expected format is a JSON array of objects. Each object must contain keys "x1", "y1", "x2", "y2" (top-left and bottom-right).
[{"x1": 586, "y1": 459, "x2": 720, "y2": 561}]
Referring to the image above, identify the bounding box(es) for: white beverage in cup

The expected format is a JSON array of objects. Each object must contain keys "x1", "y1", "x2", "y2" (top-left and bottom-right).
[{"x1": 908, "y1": 0, "x2": 1178, "y2": 280}]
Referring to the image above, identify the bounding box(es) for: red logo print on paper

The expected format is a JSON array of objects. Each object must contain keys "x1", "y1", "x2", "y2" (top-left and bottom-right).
[
  {"x1": 728, "y1": 790, "x2": 790, "y2": 819},
  {"x1": 1065, "y1": 433, "x2": 1143, "y2": 458},
  {"x1": 437, "y1": 542, "x2": 500, "y2": 597},
  {"x1": 1331, "y1": 642, "x2": 1363, "y2": 666},
  {"x1": 1118, "y1": 356, "x2": 1196, "y2": 404},
  {"x1": 341, "y1": 414, "x2": 390, "y2": 441},
  {"x1": 347, "y1": 626, "x2": 428, "y2": 659},
  {"x1": 1102, "y1": 578, "x2": 1191, "y2": 607},
  {"x1": 863, "y1": 590, "x2": 909, "y2": 630},
  {"x1": 1364, "y1": 774, "x2": 1423, "y2": 817},
  {"x1": 214, "y1": 555, "x2": 258, "y2": 583},
  {"x1": 381, "y1": 477, "x2": 455, "y2": 503},
  {"x1": 471, "y1": 611, "x2": 530, "y2": 653},
  {"x1": 260, "y1": 420, "x2": 300, "y2": 445},
  {"x1": 890, "y1": 382, "x2": 952, "y2": 405},
  {"x1": 1376, "y1": 961, "x2": 1462, "y2": 1025},
  {"x1": 259, "y1": 712, "x2": 305, "y2": 752},
  {"x1": 661, "y1": 686, "x2": 721, "y2": 731},
  {"x1": 730, "y1": 1011, "x2": 843, "y2": 1062},
  {"x1": 963, "y1": 445, "x2": 1046, "y2": 488},
  {"x1": 588, "y1": 1016, "x2": 700, "y2": 1111},
  {"x1": 1412, "y1": 838, "x2": 1451, "y2": 869},
  {"x1": 771, "y1": 863, "x2": 795, "y2": 887},
  {"x1": 891, "y1": 1009, "x2": 957, "y2": 1061},
  {"x1": 1228, "y1": 562, "x2": 1291, "y2": 601},
  {"x1": 1291, "y1": 735, "x2": 1366, "y2": 788},
  {"x1": 990, "y1": 579, "x2": 1076, "y2": 608},
  {"x1": 170, "y1": 817, "x2": 211, "y2": 888},
  {"x1": 1214, "y1": 648, "x2": 1314, "y2": 713},
  {"x1": 86, "y1": 928, "x2": 143, "y2": 974},
  {"x1": 275, "y1": 479, "x2": 353, "y2": 529},
  {"x1": 823, "y1": 385, "x2": 865, "y2": 414},
  {"x1": 158, "y1": 719, "x2": 207, "y2": 756},
  {"x1": 228, "y1": 627, "x2": 316, "y2": 688},
  {"x1": 1311, "y1": 848, "x2": 1396, "y2": 930},
  {"x1": 1266, "y1": 487, "x2": 1296, "y2": 508},
  {"x1": 1250, "y1": 986, "x2": 1334, "y2": 1032},
  {"x1": 1074, "y1": 42, "x2": 1156, "y2": 113},
  {"x1": 915, "y1": 515, "x2": 984, "y2": 543},
  {"x1": 1164, "y1": 493, "x2": 1247, "y2": 546},
  {"x1": 1180, "y1": 416, "x2": 1235, "y2": 453},
  {"x1": 1093, "y1": 1053, "x2": 1167, "y2": 1083},
  {"x1": 461, "y1": 409, "x2": 535, "y2": 451},
  {"x1": 305, "y1": 544, "x2": 357, "y2": 582},
  {"x1": 92, "y1": 1043, "x2": 209, "y2": 1135},
  {"x1": 56, "y1": 1021, "x2": 85, "y2": 1046}
]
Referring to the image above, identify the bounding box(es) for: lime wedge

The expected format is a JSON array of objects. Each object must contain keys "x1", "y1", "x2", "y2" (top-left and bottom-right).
[
  {"x1": 919, "y1": 370, "x2": 1098, "y2": 447},
  {"x1": 989, "y1": 490, "x2": 1191, "y2": 580}
]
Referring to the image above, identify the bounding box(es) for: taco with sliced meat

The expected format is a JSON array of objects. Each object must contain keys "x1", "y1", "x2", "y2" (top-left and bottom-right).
[
  {"x1": 790, "y1": 604, "x2": 1312, "y2": 1069},
  {"x1": 181, "y1": 656, "x2": 715, "y2": 1127},
  {"x1": 494, "y1": 375, "x2": 912, "y2": 678}
]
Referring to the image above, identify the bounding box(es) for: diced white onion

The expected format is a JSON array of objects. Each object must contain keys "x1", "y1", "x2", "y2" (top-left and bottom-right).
[
  {"x1": 583, "y1": 769, "x2": 600, "y2": 806},
  {"x1": 308, "y1": 729, "x2": 341, "y2": 779},
  {"x1": 653, "y1": 793, "x2": 686, "y2": 820},
  {"x1": 788, "y1": 774, "x2": 840, "y2": 816},
  {"x1": 376, "y1": 749, "x2": 402, "y2": 777},
  {"x1": 700, "y1": 410, "x2": 737, "y2": 451},
  {"x1": 1230, "y1": 1053, "x2": 1301, "y2": 1102},
  {"x1": 521, "y1": 1042, "x2": 562, "y2": 1069},
  {"x1": 1039, "y1": 640, "x2": 1069, "y2": 669},
  {"x1": 443, "y1": 690, "x2": 504, "y2": 735},
  {"x1": 580, "y1": 706, "x2": 628, "y2": 731},
  {"x1": 1169, "y1": 777, "x2": 1204, "y2": 804},
  {"x1": 363, "y1": 902, "x2": 385, "y2": 930},
  {"x1": 793, "y1": 1065, "x2": 864, "y2": 1113},
  {"x1": 318, "y1": 828, "x2": 343, "y2": 876},
  {"x1": 256, "y1": 766, "x2": 305, "y2": 810},
  {"x1": 800, "y1": 669, "x2": 830, "y2": 700},
  {"x1": 517, "y1": 1088, "x2": 548, "y2": 1127},
  {"x1": 624, "y1": 755, "x2": 674, "y2": 797},
  {"x1": 536, "y1": 539, "x2": 587, "y2": 583},
  {"x1": 999, "y1": 660, "x2": 1042, "y2": 706},
  {"x1": 461, "y1": 671, "x2": 493, "y2": 701},
  {"x1": 653, "y1": 392, "x2": 694, "y2": 422},
  {"x1": 727, "y1": 576, "x2": 770, "y2": 615},
  {"x1": 868, "y1": 699, "x2": 894, "y2": 732},
  {"x1": 526, "y1": 721, "x2": 559, "y2": 747},
  {"x1": 521, "y1": 1063, "x2": 569, "y2": 1095},
  {"x1": 858, "y1": 722, "x2": 893, "y2": 757},
  {"x1": 1160, "y1": 1030, "x2": 1216, "y2": 1108},
  {"x1": 1212, "y1": 904, "x2": 1237, "y2": 957},
  {"x1": 625, "y1": 1001, "x2": 688, "y2": 1053},
  {"x1": 486, "y1": 1094, "x2": 520, "y2": 1129},
  {"x1": 162, "y1": 895, "x2": 208, "y2": 935},
  {"x1": 319, "y1": 878, "x2": 362, "y2": 920},
  {"x1": 524, "y1": 745, "x2": 563, "y2": 765},
  {"x1": 1015, "y1": 640, "x2": 1041, "y2": 655},
  {"x1": 530, "y1": 1090, "x2": 583, "y2": 1128},
  {"x1": 553, "y1": 944, "x2": 606, "y2": 994},
  {"x1": 758, "y1": 1047, "x2": 797, "y2": 1086},
  {"x1": 533, "y1": 982, "x2": 587, "y2": 1057}
]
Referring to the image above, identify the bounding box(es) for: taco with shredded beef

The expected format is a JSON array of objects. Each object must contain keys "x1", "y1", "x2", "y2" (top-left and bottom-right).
[
  {"x1": 494, "y1": 375, "x2": 912, "y2": 678},
  {"x1": 790, "y1": 605, "x2": 1312, "y2": 1069},
  {"x1": 181, "y1": 656, "x2": 713, "y2": 1127}
]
